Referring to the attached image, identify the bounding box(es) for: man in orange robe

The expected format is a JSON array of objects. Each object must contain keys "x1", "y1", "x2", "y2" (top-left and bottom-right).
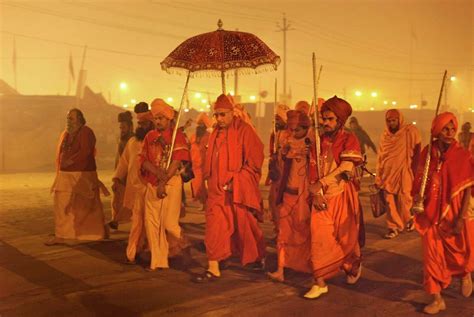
[
  {"x1": 190, "y1": 113, "x2": 212, "y2": 209},
  {"x1": 304, "y1": 96, "x2": 363, "y2": 299},
  {"x1": 46, "y1": 108, "x2": 108, "y2": 245},
  {"x1": 412, "y1": 112, "x2": 474, "y2": 314},
  {"x1": 139, "y1": 98, "x2": 191, "y2": 270},
  {"x1": 266, "y1": 104, "x2": 290, "y2": 235},
  {"x1": 194, "y1": 94, "x2": 266, "y2": 282},
  {"x1": 376, "y1": 109, "x2": 421, "y2": 239},
  {"x1": 267, "y1": 110, "x2": 312, "y2": 282},
  {"x1": 113, "y1": 102, "x2": 155, "y2": 263}
]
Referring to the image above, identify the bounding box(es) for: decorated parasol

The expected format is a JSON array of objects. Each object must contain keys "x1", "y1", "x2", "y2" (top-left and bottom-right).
[{"x1": 160, "y1": 19, "x2": 280, "y2": 167}]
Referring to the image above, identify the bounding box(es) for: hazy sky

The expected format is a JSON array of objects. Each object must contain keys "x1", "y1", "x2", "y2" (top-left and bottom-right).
[{"x1": 1, "y1": 0, "x2": 473, "y2": 112}]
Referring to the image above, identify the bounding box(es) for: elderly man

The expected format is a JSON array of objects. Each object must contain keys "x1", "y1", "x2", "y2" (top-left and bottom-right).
[
  {"x1": 267, "y1": 110, "x2": 312, "y2": 282},
  {"x1": 458, "y1": 122, "x2": 473, "y2": 150},
  {"x1": 46, "y1": 109, "x2": 108, "y2": 245},
  {"x1": 266, "y1": 104, "x2": 290, "y2": 235},
  {"x1": 304, "y1": 96, "x2": 363, "y2": 299},
  {"x1": 412, "y1": 112, "x2": 474, "y2": 314},
  {"x1": 376, "y1": 109, "x2": 421, "y2": 239},
  {"x1": 139, "y1": 98, "x2": 191, "y2": 271},
  {"x1": 194, "y1": 94, "x2": 265, "y2": 282},
  {"x1": 113, "y1": 102, "x2": 155, "y2": 264}
]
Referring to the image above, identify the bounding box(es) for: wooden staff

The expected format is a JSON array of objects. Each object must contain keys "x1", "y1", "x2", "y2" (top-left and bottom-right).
[
  {"x1": 312, "y1": 53, "x2": 323, "y2": 179},
  {"x1": 411, "y1": 70, "x2": 448, "y2": 214},
  {"x1": 273, "y1": 78, "x2": 278, "y2": 154}
]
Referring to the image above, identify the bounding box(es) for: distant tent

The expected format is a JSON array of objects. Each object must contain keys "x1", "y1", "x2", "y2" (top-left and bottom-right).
[{"x1": 0, "y1": 79, "x2": 19, "y2": 95}]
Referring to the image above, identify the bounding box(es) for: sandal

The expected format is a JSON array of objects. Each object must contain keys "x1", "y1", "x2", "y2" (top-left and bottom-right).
[
  {"x1": 192, "y1": 270, "x2": 220, "y2": 283},
  {"x1": 384, "y1": 229, "x2": 399, "y2": 239}
]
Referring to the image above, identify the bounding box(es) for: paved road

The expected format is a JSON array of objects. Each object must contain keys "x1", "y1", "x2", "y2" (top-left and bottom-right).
[{"x1": 0, "y1": 171, "x2": 473, "y2": 317}]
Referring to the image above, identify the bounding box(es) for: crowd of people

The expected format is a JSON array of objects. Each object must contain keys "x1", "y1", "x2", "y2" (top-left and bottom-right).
[{"x1": 45, "y1": 94, "x2": 473, "y2": 315}]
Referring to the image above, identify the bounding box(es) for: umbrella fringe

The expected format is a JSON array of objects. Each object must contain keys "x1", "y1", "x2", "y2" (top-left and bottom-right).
[{"x1": 162, "y1": 64, "x2": 279, "y2": 78}]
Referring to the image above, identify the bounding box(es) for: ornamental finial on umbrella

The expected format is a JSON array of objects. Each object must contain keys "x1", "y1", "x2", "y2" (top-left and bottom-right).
[{"x1": 217, "y1": 19, "x2": 223, "y2": 30}]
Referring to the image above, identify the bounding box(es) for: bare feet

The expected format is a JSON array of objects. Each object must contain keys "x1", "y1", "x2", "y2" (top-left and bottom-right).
[{"x1": 267, "y1": 271, "x2": 284, "y2": 282}]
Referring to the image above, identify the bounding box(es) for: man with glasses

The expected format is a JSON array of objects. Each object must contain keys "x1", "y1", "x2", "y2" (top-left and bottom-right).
[{"x1": 194, "y1": 94, "x2": 265, "y2": 282}]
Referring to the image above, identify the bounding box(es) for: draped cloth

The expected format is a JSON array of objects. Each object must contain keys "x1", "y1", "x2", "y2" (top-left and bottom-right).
[
  {"x1": 275, "y1": 135, "x2": 312, "y2": 273},
  {"x1": 376, "y1": 110, "x2": 421, "y2": 231},
  {"x1": 309, "y1": 129, "x2": 363, "y2": 279},
  {"x1": 52, "y1": 126, "x2": 105, "y2": 241},
  {"x1": 413, "y1": 140, "x2": 474, "y2": 293},
  {"x1": 204, "y1": 118, "x2": 265, "y2": 265},
  {"x1": 190, "y1": 131, "x2": 210, "y2": 204}
]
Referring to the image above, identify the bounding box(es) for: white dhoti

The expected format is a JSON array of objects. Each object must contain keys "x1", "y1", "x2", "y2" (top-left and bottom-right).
[
  {"x1": 144, "y1": 175, "x2": 183, "y2": 269},
  {"x1": 52, "y1": 171, "x2": 106, "y2": 240}
]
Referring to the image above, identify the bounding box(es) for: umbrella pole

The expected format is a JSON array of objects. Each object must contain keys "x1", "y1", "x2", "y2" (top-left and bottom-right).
[
  {"x1": 221, "y1": 70, "x2": 226, "y2": 94},
  {"x1": 166, "y1": 70, "x2": 191, "y2": 168}
]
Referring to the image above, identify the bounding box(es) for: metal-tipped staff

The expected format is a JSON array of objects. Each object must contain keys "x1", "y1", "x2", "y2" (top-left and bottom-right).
[{"x1": 411, "y1": 70, "x2": 448, "y2": 215}]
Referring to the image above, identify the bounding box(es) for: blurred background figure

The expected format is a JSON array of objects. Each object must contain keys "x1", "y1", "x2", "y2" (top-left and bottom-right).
[{"x1": 348, "y1": 117, "x2": 377, "y2": 156}]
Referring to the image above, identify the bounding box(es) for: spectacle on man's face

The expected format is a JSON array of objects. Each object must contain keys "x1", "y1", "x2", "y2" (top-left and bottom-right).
[{"x1": 213, "y1": 110, "x2": 233, "y2": 129}]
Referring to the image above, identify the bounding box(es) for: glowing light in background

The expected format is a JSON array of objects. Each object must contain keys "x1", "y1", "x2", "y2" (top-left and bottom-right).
[
  {"x1": 409, "y1": 104, "x2": 418, "y2": 109},
  {"x1": 450, "y1": 76, "x2": 456, "y2": 81},
  {"x1": 131, "y1": 99, "x2": 136, "y2": 104},
  {"x1": 201, "y1": 99, "x2": 208, "y2": 104},
  {"x1": 194, "y1": 92, "x2": 202, "y2": 99},
  {"x1": 383, "y1": 100, "x2": 388, "y2": 105},
  {"x1": 166, "y1": 97, "x2": 173, "y2": 103},
  {"x1": 371, "y1": 92, "x2": 378, "y2": 97},
  {"x1": 370, "y1": 107, "x2": 375, "y2": 111},
  {"x1": 412, "y1": 121, "x2": 417, "y2": 125},
  {"x1": 229, "y1": 90, "x2": 235, "y2": 96},
  {"x1": 392, "y1": 101, "x2": 397, "y2": 105},
  {"x1": 249, "y1": 95, "x2": 256, "y2": 101},
  {"x1": 184, "y1": 108, "x2": 190, "y2": 113},
  {"x1": 119, "y1": 82, "x2": 128, "y2": 90},
  {"x1": 355, "y1": 90, "x2": 362, "y2": 97},
  {"x1": 123, "y1": 104, "x2": 128, "y2": 108}
]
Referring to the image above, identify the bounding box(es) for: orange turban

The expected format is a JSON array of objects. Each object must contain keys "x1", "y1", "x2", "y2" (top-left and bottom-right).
[
  {"x1": 214, "y1": 94, "x2": 234, "y2": 111},
  {"x1": 136, "y1": 111, "x2": 154, "y2": 123},
  {"x1": 287, "y1": 110, "x2": 311, "y2": 129},
  {"x1": 431, "y1": 112, "x2": 458, "y2": 138},
  {"x1": 276, "y1": 104, "x2": 289, "y2": 122},
  {"x1": 196, "y1": 112, "x2": 212, "y2": 128},
  {"x1": 150, "y1": 98, "x2": 174, "y2": 120},
  {"x1": 295, "y1": 100, "x2": 310, "y2": 115},
  {"x1": 321, "y1": 95, "x2": 352, "y2": 124}
]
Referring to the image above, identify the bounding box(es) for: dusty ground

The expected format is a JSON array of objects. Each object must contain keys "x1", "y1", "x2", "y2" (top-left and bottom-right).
[{"x1": 0, "y1": 166, "x2": 473, "y2": 317}]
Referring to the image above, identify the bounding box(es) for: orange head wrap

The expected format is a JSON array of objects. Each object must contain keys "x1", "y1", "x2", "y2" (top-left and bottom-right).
[
  {"x1": 287, "y1": 110, "x2": 311, "y2": 129},
  {"x1": 385, "y1": 109, "x2": 400, "y2": 120},
  {"x1": 214, "y1": 94, "x2": 234, "y2": 111},
  {"x1": 295, "y1": 100, "x2": 310, "y2": 115},
  {"x1": 150, "y1": 98, "x2": 174, "y2": 120},
  {"x1": 431, "y1": 112, "x2": 458, "y2": 138},
  {"x1": 321, "y1": 95, "x2": 352, "y2": 124}
]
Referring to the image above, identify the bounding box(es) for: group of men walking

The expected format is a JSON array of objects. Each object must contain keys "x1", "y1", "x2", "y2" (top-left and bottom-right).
[{"x1": 46, "y1": 93, "x2": 473, "y2": 315}]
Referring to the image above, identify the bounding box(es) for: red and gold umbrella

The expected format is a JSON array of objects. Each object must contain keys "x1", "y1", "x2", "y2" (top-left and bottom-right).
[
  {"x1": 161, "y1": 19, "x2": 280, "y2": 94},
  {"x1": 161, "y1": 20, "x2": 280, "y2": 168}
]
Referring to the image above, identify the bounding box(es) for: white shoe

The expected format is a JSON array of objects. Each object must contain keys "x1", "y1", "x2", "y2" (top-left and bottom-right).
[
  {"x1": 346, "y1": 264, "x2": 362, "y2": 285},
  {"x1": 303, "y1": 285, "x2": 328, "y2": 299}
]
